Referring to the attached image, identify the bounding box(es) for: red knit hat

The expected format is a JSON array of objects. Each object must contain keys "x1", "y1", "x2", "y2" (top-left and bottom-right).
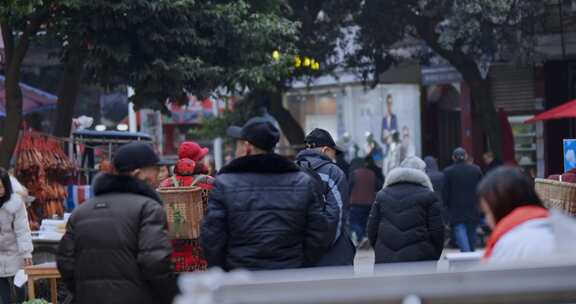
[
  {"x1": 174, "y1": 158, "x2": 196, "y2": 176},
  {"x1": 178, "y1": 141, "x2": 209, "y2": 161}
]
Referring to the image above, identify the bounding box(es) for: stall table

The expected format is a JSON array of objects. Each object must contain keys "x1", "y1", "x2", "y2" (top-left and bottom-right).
[{"x1": 25, "y1": 262, "x2": 61, "y2": 304}]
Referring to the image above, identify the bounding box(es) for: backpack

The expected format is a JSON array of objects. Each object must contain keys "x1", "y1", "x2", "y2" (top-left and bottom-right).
[{"x1": 296, "y1": 159, "x2": 330, "y2": 205}]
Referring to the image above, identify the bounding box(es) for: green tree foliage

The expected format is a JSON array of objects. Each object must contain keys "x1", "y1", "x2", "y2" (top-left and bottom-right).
[
  {"x1": 47, "y1": 0, "x2": 297, "y2": 138},
  {"x1": 193, "y1": 0, "x2": 361, "y2": 145},
  {"x1": 0, "y1": 0, "x2": 79, "y2": 167},
  {"x1": 349, "y1": 0, "x2": 545, "y2": 157}
]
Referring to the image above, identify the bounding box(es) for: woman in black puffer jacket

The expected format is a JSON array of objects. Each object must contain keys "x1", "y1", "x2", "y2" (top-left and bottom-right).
[{"x1": 367, "y1": 156, "x2": 444, "y2": 264}]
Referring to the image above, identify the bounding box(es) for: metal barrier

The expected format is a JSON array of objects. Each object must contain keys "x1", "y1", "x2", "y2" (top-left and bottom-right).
[{"x1": 175, "y1": 257, "x2": 576, "y2": 304}]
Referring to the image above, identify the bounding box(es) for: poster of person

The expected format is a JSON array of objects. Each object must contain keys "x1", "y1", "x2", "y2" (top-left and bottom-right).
[
  {"x1": 349, "y1": 84, "x2": 421, "y2": 175},
  {"x1": 564, "y1": 139, "x2": 576, "y2": 173}
]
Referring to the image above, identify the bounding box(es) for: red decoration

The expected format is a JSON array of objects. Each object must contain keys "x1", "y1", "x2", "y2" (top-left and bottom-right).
[{"x1": 178, "y1": 141, "x2": 209, "y2": 162}]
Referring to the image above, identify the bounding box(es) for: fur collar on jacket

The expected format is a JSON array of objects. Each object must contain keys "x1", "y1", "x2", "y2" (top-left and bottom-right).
[
  {"x1": 219, "y1": 153, "x2": 301, "y2": 174},
  {"x1": 0, "y1": 194, "x2": 24, "y2": 214},
  {"x1": 384, "y1": 167, "x2": 434, "y2": 191},
  {"x1": 93, "y1": 173, "x2": 162, "y2": 203}
]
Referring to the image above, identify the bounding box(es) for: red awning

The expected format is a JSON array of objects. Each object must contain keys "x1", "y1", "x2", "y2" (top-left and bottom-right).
[{"x1": 525, "y1": 99, "x2": 576, "y2": 123}]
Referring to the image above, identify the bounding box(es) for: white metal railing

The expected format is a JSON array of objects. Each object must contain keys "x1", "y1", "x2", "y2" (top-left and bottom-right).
[{"x1": 175, "y1": 256, "x2": 576, "y2": 304}]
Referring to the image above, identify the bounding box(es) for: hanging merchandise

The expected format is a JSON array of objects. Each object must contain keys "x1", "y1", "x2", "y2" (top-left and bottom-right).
[{"x1": 15, "y1": 131, "x2": 75, "y2": 229}]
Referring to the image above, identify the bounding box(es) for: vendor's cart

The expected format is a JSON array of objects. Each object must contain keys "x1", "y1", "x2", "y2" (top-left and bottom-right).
[{"x1": 70, "y1": 130, "x2": 153, "y2": 185}]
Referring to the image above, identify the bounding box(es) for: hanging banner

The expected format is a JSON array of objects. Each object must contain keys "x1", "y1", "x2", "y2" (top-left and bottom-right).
[{"x1": 164, "y1": 95, "x2": 226, "y2": 125}]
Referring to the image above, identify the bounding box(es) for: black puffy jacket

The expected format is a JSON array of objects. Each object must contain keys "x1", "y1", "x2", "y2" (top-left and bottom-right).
[
  {"x1": 201, "y1": 153, "x2": 332, "y2": 271},
  {"x1": 57, "y1": 174, "x2": 178, "y2": 304},
  {"x1": 367, "y1": 167, "x2": 444, "y2": 264}
]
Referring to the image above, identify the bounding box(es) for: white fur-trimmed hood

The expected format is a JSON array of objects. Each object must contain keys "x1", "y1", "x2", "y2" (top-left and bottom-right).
[
  {"x1": 384, "y1": 167, "x2": 434, "y2": 191},
  {"x1": 1, "y1": 193, "x2": 24, "y2": 214}
]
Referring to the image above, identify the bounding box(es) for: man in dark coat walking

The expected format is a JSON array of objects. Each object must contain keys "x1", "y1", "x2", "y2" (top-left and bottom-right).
[
  {"x1": 296, "y1": 129, "x2": 356, "y2": 266},
  {"x1": 201, "y1": 117, "x2": 331, "y2": 271},
  {"x1": 57, "y1": 143, "x2": 178, "y2": 304},
  {"x1": 367, "y1": 156, "x2": 444, "y2": 263},
  {"x1": 443, "y1": 148, "x2": 483, "y2": 252},
  {"x1": 483, "y1": 151, "x2": 503, "y2": 174}
]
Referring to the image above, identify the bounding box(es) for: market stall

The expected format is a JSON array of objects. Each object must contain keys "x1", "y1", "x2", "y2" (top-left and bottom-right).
[{"x1": 526, "y1": 100, "x2": 576, "y2": 216}]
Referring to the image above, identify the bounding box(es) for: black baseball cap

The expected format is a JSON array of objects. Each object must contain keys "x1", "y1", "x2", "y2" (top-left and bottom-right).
[
  {"x1": 304, "y1": 128, "x2": 344, "y2": 154},
  {"x1": 226, "y1": 117, "x2": 280, "y2": 151},
  {"x1": 114, "y1": 142, "x2": 161, "y2": 173}
]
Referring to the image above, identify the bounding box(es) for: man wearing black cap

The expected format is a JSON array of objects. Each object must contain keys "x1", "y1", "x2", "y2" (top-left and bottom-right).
[
  {"x1": 296, "y1": 128, "x2": 356, "y2": 266},
  {"x1": 57, "y1": 143, "x2": 178, "y2": 304},
  {"x1": 201, "y1": 117, "x2": 332, "y2": 271},
  {"x1": 443, "y1": 147, "x2": 483, "y2": 252}
]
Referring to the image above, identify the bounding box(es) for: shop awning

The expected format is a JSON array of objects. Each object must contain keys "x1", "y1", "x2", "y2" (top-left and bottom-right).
[
  {"x1": 0, "y1": 75, "x2": 58, "y2": 117},
  {"x1": 525, "y1": 99, "x2": 576, "y2": 123}
]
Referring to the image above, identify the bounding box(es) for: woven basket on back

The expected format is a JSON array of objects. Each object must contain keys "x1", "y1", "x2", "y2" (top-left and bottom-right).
[
  {"x1": 158, "y1": 186, "x2": 205, "y2": 239},
  {"x1": 535, "y1": 178, "x2": 576, "y2": 216}
]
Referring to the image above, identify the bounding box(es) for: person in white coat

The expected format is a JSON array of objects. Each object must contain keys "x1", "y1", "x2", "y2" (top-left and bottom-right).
[
  {"x1": 0, "y1": 169, "x2": 33, "y2": 303},
  {"x1": 479, "y1": 167, "x2": 576, "y2": 262}
]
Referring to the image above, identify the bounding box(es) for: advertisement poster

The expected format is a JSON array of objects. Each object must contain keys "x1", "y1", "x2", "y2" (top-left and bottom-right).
[
  {"x1": 349, "y1": 84, "x2": 421, "y2": 174},
  {"x1": 564, "y1": 139, "x2": 576, "y2": 173}
]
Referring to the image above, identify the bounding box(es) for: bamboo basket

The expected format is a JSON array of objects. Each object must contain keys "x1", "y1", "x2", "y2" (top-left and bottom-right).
[
  {"x1": 535, "y1": 178, "x2": 576, "y2": 216},
  {"x1": 158, "y1": 186, "x2": 206, "y2": 239}
]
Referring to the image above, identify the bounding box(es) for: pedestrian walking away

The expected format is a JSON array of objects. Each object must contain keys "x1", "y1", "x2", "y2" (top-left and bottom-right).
[
  {"x1": 0, "y1": 169, "x2": 33, "y2": 304},
  {"x1": 296, "y1": 128, "x2": 356, "y2": 266},
  {"x1": 424, "y1": 156, "x2": 444, "y2": 202},
  {"x1": 349, "y1": 156, "x2": 383, "y2": 245},
  {"x1": 57, "y1": 143, "x2": 178, "y2": 304},
  {"x1": 201, "y1": 117, "x2": 332, "y2": 271},
  {"x1": 479, "y1": 167, "x2": 576, "y2": 262},
  {"x1": 482, "y1": 152, "x2": 503, "y2": 175},
  {"x1": 367, "y1": 156, "x2": 444, "y2": 264},
  {"x1": 443, "y1": 148, "x2": 483, "y2": 252}
]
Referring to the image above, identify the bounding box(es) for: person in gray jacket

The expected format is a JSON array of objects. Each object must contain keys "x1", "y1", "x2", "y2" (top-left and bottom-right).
[{"x1": 296, "y1": 129, "x2": 356, "y2": 266}]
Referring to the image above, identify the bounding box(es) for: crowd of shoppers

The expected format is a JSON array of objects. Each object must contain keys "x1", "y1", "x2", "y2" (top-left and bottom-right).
[{"x1": 22, "y1": 114, "x2": 571, "y2": 303}]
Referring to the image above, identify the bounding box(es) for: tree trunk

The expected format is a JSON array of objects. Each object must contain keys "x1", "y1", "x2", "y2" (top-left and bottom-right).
[
  {"x1": 53, "y1": 45, "x2": 86, "y2": 138},
  {"x1": 468, "y1": 77, "x2": 502, "y2": 159},
  {"x1": 0, "y1": 21, "x2": 41, "y2": 168},
  {"x1": 0, "y1": 69, "x2": 24, "y2": 168},
  {"x1": 266, "y1": 89, "x2": 305, "y2": 146}
]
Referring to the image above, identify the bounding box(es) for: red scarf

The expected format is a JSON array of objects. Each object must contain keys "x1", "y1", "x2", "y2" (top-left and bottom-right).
[{"x1": 483, "y1": 205, "x2": 549, "y2": 260}]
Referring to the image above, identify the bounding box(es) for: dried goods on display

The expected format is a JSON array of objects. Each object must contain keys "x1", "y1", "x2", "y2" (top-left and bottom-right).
[{"x1": 15, "y1": 131, "x2": 74, "y2": 228}]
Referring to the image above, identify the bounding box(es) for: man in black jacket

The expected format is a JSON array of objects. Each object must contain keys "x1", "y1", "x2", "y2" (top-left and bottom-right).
[
  {"x1": 57, "y1": 143, "x2": 178, "y2": 304},
  {"x1": 296, "y1": 129, "x2": 356, "y2": 266},
  {"x1": 201, "y1": 117, "x2": 331, "y2": 271},
  {"x1": 443, "y1": 147, "x2": 483, "y2": 252}
]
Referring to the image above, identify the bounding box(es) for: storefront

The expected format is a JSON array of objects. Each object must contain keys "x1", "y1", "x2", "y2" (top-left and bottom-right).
[{"x1": 421, "y1": 64, "x2": 544, "y2": 175}]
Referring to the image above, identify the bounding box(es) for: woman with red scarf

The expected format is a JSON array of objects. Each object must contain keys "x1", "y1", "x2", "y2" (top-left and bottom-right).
[{"x1": 479, "y1": 167, "x2": 573, "y2": 262}]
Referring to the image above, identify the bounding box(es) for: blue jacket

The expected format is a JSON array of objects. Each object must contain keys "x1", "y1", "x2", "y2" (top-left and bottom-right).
[{"x1": 296, "y1": 150, "x2": 355, "y2": 266}]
